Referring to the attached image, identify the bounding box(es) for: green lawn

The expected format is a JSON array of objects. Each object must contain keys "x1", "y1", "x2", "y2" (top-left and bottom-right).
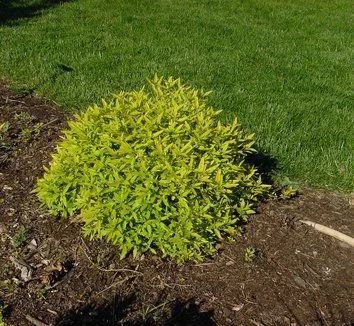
[{"x1": 0, "y1": 0, "x2": 353, "y2": 191}]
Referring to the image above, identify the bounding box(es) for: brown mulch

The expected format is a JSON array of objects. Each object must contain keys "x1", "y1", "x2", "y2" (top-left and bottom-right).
[{"x1": 0, "y1": 83, "x2": 353, "y2": 326}]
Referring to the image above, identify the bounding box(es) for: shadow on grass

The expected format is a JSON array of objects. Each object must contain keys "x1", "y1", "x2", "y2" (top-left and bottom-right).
[
  {"x1": 0, "y1": 0, "x2": 70, "y2": 25},
  {"x1": 56, "y1": 296, "x2": 215, "y2": 325},
  {"x1": 245, "y1": 150, "x2": 279, "y2": 185}
]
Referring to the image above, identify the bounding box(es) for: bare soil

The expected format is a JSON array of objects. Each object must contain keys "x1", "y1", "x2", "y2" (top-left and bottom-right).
[{"x1": 0, "y1": 83, "x2": 353, "y2": 326}]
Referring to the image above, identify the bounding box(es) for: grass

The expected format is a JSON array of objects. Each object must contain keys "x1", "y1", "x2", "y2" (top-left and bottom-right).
[{"x1": 0, "y1": 0, "x2": 352, "y2": 191}]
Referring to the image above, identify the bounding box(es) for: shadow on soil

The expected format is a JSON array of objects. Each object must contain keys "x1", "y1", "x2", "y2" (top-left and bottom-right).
[
  {"x1": 0, "y1": 0, "x2": 71, "y2": 25},
  {"x1": 56, "y1": 296, "x2": 215, "y2": 325}
]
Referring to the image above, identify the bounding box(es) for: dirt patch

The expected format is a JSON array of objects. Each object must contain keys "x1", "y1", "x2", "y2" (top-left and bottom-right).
[{"x1": 0, "y1": 83, "x2": 353, "y2": 326}]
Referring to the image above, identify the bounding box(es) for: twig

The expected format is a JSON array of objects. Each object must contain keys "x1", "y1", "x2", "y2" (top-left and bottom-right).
[
  {"x1": 221, "y1": 252, "x2": 236, "y2": 263},
  {"x1": 40, "y1": 118, "x2": 60, "y2": 129},
  {"x1": 244, "y1": 298, "x2": 257, "y2": 305},
  {"x1": 97, "y1": 266, "x2": 143, "y2": 274},
  {"x1": 25, "y1": 315, "x2": 48, "y2": 326},
  {"x1": 299, "y1": 220, "x2": 354, "y2": 248},
  {"x1": 2, "y1": 97, "x2": 27, "y2": 105},
  {"x1": 194, "y1": 262, "x2": 215, "y2": 267},
  {"x1": 80, "y1": 237, "x2": 143, "y2": 275},
  {"x1": 149, "y1": 282, "x2": 192, "y2": 289},
  {"x1": 46, "y1": 309, "x2": 58, "y2": 315},
  {"x1": 44, "y1": 274, "x2": 69, "y2": 291},
  {"x1": 95, "y1": 276, "x2": 131, "y2": 296},
  {"x1": 164, "y1": 282, "x2": 192, "y2": 288}
]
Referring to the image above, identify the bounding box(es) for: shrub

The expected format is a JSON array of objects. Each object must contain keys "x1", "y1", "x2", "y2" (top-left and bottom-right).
[{"x1": 35, "y1": 75, "x2": 271, "y2": 262}]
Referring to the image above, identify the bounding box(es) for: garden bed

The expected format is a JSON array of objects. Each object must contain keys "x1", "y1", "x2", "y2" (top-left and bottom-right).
[{"x1": 0, "y1": 83, "x2": 353, "y2": 325}]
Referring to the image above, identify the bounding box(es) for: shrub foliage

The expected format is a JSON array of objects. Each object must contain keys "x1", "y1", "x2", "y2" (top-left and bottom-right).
[{"x1": 35, "y1": 76, "x2": 271, "y2": 262}]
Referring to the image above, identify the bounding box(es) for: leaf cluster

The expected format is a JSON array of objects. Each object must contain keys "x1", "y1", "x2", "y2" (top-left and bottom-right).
[
  {"x1": 35, "y1": 76, "x2": 271, "y2": 262},
  {"x1": 12, "y1": 225, "x2": 27, "y2": 248}
]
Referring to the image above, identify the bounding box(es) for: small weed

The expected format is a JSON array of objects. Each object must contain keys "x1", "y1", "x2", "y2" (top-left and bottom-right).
[
  {"x1": 91, "y1": 254, "x2": 104, "y2": 269},
  {"x1": 14, "y1": 112, "x2": 34, "y2": 142},
  {"x1": 141, "y1": 301, "x2": 169, "y2": 320},
  {"x1": 0, "y1": 280, "x2": 16, "y2": 295},
  {"x1": 0, "y1": 302, "x2": 5, "y2": 326},
  {"x1": 19, "y1": 128, "x2": 32, "y2": 142},
  {"x1": 0, "y1": 122, "x2": 10, "y2": 140},
  {"x1": 273, "y1": 175, "x2": 299, "y2": 199},
  {"x1": 280, "y1": 185, "x2": 298, "y2": 199},
  {"x1": 13, "y1": 112, "x2": 34, "y2": 125},
  {"x1": 19, "y1": 122, "x2": 43, "y2": 142},
  {"x1": 178, "y1": 277, "x2": 185, "y2": 283},
  {"x1": 13, "y1": 112, "x2": 43, "y2": 142},
  {"x1": 37, "y1": 287, "x2": 46, "y2": 301},
  {"x1": 12, "y1": 226, "x2": 27, "y2": 248},
  {"x1": 245, "y1": 247, "x2": 256, "y2": 262},
  {"x1": 33, "y1": 122, "x2": 43, "y2": 137}
]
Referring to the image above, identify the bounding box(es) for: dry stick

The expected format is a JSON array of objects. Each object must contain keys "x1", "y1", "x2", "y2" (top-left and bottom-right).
[
  {"x1": 2, "y1": 97, "x2": 27, "y2": 105},
  {"x1": 40, "y1": 118, "x2": 60, "y2": 129},
  {"x1": 95, "y1": 276, "x2": 132, "y2": 296},
  {"x1": 97, "y1": 266, "x2": 143, "y2": 274},
  {"x1": 221, "y1": 252, "x2": 236, "y2": 263},
  {"x1": 249, "y1": 320, "x2": 264, "y2": 326},
  {"x1": 300, "y1": 220, "x2": 354, "y2": 248},
  {"x1": 44, "y1": 273, "x2": 70, "y2": 291},
  {"x1": 25, "y1": 315, "x2": 49, "y2": 326},
  {"x1": 80, "y1": 238, "x2": 143, "y2": 275},
  {"x1": 46, "y1": 309, "x2": 58, "y2": 316},
  {"x1": 194, "y1": 262, "x2": 215, "y2": 267}
]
